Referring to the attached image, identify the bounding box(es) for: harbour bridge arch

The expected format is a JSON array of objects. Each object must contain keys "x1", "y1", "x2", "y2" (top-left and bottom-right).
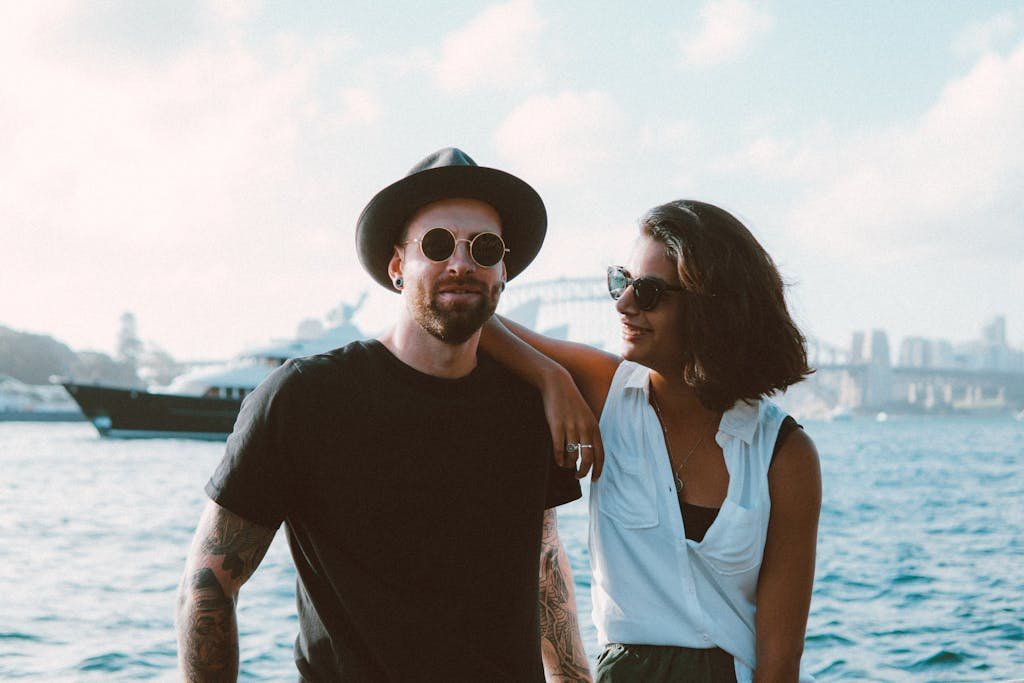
[
  {"x1": 499, "y1": 276, "x2": 833, "y2": 364},
  {"x1": 499, "y1": 277, "x2": 620, "y2": 350}
]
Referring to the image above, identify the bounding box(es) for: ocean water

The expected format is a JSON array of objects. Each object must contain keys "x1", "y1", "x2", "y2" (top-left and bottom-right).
[{"x1": 1, "y1": 416, "x2": 1022, "y2": 681}]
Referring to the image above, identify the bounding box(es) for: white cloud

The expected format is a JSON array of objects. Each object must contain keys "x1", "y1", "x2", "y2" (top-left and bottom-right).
[
  {"x1": 952, "y1": 9, "x2": 1023, "y2": 59},
  {"x1": 338, "y1": 87, "x2": 380, "y2": 125},
  {"x1": 0, "y1": 3, "x2": 350, "y2": 357},
  {"x1": 712, "y1": 123, "x2": 837, "y2": 179},
  {"x1": 210, "y1": 0, "x2": 255, "y2": 22},
  {"x1": 679, "y1": 0, "x2": 773, "y2": 67},
  {"x1": 435, "y1": 0, "x2": 546, "y2": 91},
  {"x1": 0, "y1": 44, "x2": 314, "y2": 242},
  {"x1": 785, "y1": 38, "x2": 1024, "y2": 265},
  {"x1": 493, "y1": 90, "x2": 626, "y2": 184}
]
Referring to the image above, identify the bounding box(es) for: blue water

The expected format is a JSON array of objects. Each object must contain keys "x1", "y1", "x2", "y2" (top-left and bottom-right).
[{"x1": 1, "y1": 416, "x2": 1022, "y2": 681}]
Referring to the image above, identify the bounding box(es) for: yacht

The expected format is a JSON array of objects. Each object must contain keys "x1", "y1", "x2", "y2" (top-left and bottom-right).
[{"x1": 63, "y1": 320, "x2": 363, "y2": 439}]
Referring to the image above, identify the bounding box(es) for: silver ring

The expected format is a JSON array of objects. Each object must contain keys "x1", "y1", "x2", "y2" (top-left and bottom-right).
[{"x1": 566, "y1": 443, "x2": 593, "y2": 453}]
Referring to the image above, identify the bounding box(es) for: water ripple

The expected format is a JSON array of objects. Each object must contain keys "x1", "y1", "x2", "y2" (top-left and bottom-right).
[{"x1": 2, "y1": 417, "x2": 1023, "y2": 680}]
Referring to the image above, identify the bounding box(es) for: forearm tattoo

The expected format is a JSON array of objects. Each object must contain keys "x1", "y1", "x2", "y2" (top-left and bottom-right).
[
  {"x1": 179, "y1": 568, "x2": 238, "y2": 681},
  {"x1": 539, "y1": 512, "x2": 592, "y2": 682},
  {"x1": 177, "y1": 507, "x2": 273, "y2": 681},
  {"x1": 200, "y1": 511, "x2": 273, "y2": 582}
]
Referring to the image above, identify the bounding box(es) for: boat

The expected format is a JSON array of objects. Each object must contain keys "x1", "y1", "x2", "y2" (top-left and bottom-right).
[
  {"x1": 826, "y1": 405, "x2": 853, "y2": 422},
  {"x1": 0, "y1": 375, "x2": 84, "y2": 422},
  {"x1": 63, "y1": 318, "x2": 364, "y2": 439}
]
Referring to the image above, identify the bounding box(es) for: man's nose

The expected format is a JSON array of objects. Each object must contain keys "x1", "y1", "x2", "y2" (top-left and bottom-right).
[{"x1": 446, "y1": 239, "x2": 476, "y2": 274}]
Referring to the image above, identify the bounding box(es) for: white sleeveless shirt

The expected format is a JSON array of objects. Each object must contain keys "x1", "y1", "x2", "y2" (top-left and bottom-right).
[{"x1": 590, "y1": 361, "x2": 813, "y2": 682}]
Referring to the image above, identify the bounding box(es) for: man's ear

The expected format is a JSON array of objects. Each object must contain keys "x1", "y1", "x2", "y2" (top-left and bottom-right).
[{"x1": 387, "y1": 246, "x2": 404, "y2": 290}]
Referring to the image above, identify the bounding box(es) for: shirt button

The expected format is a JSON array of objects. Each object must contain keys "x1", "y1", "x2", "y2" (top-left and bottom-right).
[{"x1": 702, "y1": 633, "x2": 710, "y2": 641}]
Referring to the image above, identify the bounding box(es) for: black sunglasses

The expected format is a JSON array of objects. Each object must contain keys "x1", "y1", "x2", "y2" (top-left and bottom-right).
[
  {"x1": 607, "y1": 265, "x2": 685, "y2": 311},
  {"x1": 402, "y1": 227, "x2": 509, "y2": 268}
]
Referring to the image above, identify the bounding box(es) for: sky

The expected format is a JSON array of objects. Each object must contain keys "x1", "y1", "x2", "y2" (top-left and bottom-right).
[{"x1": 2, "y1": 0, "x2": 1022, "y2": 361}]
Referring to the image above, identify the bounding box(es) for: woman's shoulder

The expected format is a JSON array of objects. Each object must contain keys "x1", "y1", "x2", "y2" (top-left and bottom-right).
[
  {"x1": 603, "y1": 360, "x2": 648, "y2": 398},
  {"x1": 768, "y1": 425, "x2": 821, "y2": 493}
]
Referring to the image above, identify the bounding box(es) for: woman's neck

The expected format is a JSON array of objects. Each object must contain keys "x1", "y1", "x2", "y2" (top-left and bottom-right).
[{"x1": 648, "y1": 370, "x2": 719, "y2": 423}]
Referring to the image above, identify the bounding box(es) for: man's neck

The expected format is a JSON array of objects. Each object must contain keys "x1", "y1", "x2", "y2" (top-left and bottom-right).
[{"x1": 377, "y1": 315, "x2": 481, "y2": 379}]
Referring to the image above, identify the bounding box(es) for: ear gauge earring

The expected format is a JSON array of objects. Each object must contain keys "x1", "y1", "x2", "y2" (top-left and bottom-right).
[{"x1": 394, "y1": 277, "x2": 404, "y2": 289}]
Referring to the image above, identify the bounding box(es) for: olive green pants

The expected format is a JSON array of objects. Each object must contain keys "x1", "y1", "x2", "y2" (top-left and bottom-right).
[{"x1": 595, "y1": 643, "x2": 737, "y2": 682}]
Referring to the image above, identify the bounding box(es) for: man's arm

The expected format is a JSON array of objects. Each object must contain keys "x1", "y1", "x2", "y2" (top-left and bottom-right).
[
  {"x1": 538, "y1": 508, "x2": 592, "y2": 682},
  {"x1": 176, "y1": 500, "x2": 277, "y2": 682}
]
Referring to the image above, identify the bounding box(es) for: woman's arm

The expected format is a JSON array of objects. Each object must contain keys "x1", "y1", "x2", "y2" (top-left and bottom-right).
[
  {"x1": 491, "y1": 315, "x2": 620, "y2": 413},
  {"x1": 754, "y1": 429, "x2": 822, "y2": 682},
  {"x1": 480, "y1": 315, "x2": 619, "y2": 479}
]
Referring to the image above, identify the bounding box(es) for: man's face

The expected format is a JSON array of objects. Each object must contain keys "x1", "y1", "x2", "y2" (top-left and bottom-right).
[{"x1": 392, "y1": 198, "x2": 506, "y2": 344}]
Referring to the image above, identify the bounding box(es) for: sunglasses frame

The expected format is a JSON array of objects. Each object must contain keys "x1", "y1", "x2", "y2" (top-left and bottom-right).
[
  {"x1": 402, "y1": 226, "x2": 510, "y2": 269},
  {"x1": 607, "y1": 265, "x2": 686, "y2": 311}
]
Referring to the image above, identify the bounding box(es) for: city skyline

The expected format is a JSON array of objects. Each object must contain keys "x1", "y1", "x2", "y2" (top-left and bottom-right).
[
  {"x1": 3, "y1": 280, "x2": 1022, "y2": 367},
  {"x1": 2, "y1": 1, "x2": 1022, "y2": 359}
]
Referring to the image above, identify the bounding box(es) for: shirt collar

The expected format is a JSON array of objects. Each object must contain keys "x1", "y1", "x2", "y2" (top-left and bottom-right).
[
  {"x1": 718, "y1": 399, "x2": 759, "y2": 444},
  {"x1": 626, "y1": 363, "x2": 759, "y2": 444}
]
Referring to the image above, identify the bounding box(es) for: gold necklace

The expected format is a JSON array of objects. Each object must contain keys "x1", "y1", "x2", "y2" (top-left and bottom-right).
[{"x1": 650, "y1": 391, "x2": 717, "y2": 494}]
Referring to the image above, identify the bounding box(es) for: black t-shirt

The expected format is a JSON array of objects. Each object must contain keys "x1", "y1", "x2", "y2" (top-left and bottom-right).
[{"x1": 206, "y1": 340, "x2": 581, "y2": 682}]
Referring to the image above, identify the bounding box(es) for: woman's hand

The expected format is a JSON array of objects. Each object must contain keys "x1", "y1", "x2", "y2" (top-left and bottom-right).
[{"x1": 538, "y1": 365, "x2": 604, "y2": 480}]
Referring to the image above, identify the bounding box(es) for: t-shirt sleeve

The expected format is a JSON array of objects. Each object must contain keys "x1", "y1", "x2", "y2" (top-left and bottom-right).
[
  {"x1": 204, "y1": 360, "x2": 304, "y2": 529},
  {"x1": 544, "y1": 457, "x2": 582, "y2": 509}
]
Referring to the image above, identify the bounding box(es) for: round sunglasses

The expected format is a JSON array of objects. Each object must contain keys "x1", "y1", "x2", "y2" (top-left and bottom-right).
[
  {"x1": 607, "y1": 265, "x2": 685, "y2": 311},
  {"x1": 402, "y1": 227, "x2": 509, "y2": 268}
]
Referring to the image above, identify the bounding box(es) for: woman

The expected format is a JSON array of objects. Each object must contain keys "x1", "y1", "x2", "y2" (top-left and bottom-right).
[{"x1": 482, "y1": 200, "x2": 821, "y2": 682}]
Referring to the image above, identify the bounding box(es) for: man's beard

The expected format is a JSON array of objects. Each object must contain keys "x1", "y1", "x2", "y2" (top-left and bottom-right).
[{"x1": 407, "y1": 276, "x2": 502, "y2": 345}]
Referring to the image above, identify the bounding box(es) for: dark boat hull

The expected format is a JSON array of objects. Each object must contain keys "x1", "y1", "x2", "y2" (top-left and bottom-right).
[{"x1": 62, "y1": 383, "x2": 242, "y2": 440}]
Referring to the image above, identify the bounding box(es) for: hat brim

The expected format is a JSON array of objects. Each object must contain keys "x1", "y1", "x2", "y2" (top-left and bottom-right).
[{"x1": 356, "y1": 165, "x2": 547, "y2": 290}]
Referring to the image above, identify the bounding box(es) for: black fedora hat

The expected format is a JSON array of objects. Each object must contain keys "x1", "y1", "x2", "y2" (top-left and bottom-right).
[{"x1": 356, "y1": 147, "x2": 547, "y2": 290}]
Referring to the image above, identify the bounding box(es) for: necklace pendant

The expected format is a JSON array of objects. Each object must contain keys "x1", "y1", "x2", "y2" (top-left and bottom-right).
[{"x1": 674, "y1": 475, "x2": 685, "y2": 493}]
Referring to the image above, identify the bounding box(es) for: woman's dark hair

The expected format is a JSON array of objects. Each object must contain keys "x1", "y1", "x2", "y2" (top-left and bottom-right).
[{"x1": 640, "y1": 199, "x2": 813, "y2": 411}]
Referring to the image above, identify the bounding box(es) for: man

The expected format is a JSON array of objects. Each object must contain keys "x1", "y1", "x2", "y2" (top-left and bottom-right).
[{"x1": 176, "y1": 148, "x2": 592, "y2": 681}]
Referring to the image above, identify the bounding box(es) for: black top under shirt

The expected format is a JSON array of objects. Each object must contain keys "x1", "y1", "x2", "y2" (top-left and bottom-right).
[
  {"x1": 680, "y1": 415, "x2": 801, "y2": 543},
  {"x1": 206, "y1": 340, "x2": 581, "y2": 682}
]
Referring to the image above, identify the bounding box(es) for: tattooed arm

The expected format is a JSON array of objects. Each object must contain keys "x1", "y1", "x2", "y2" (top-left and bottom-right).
[
  {"x1": 539, "y1": 508, "x2": 592, "y2": 682},
  {"x1": 176, "y1": 500, "x2": 277, "y2": 682}
]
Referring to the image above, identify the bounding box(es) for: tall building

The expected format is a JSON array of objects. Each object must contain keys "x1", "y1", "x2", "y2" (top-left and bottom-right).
[
  {"x1": 899, "y1": 337, "x2": 932, "y2": 368},
  {"x1": 849, "y1": 331, "x2": 866, "y2": 364},
  {"x1": 870, "y1": 329, "x2": 891, "y2": 367},
  {"x1": 864, "y1": 329, "x2": 892, "y2": 409},
  {"x1": 982, "y1": 316, "x2": 1007, "y2": 346}
]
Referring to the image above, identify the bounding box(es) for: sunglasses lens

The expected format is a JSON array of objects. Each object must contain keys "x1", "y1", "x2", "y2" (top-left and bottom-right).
[
  {"x1": 471, "y1": 232, "x2": 506, "y2": 267},
  {"x1": 632, "y1": 279, "x2": 659, "y2": 310},
  {"x1": 420, "y1": 228, "x2": 456, "y2": 262},
  {"x1": 607, "y1": 266, "x2": 629, "y2": 300}
]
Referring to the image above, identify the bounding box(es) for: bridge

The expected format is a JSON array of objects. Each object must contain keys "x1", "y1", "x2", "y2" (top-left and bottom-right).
[{"x1": 499, "y1": 277, "x2": 1024, "y2": 415}]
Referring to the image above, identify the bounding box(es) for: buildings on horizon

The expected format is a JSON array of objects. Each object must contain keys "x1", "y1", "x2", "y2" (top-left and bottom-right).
[
  {"x1": 785, "y1": 316, "x2": 1024, "y2": 417},
  {"x1": 844, "y1": 316, "x2": 1023, "y2": 374}
]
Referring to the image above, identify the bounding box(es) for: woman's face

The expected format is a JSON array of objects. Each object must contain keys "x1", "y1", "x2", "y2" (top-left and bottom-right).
[{"x1": 614, "y1": 234, "x2": 688, "y2": 373}]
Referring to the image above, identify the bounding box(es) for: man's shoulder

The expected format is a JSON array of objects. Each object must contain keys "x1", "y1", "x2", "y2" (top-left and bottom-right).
[
  {"x1": 475, "y1": 352, "x2": 541, "y2": 397},
  {"x1": 255, "y1": 340, "x2": 383, "y2": 402},
  {"x1": 289, "y1": 339, "x2": 381, "y2": 373}
]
